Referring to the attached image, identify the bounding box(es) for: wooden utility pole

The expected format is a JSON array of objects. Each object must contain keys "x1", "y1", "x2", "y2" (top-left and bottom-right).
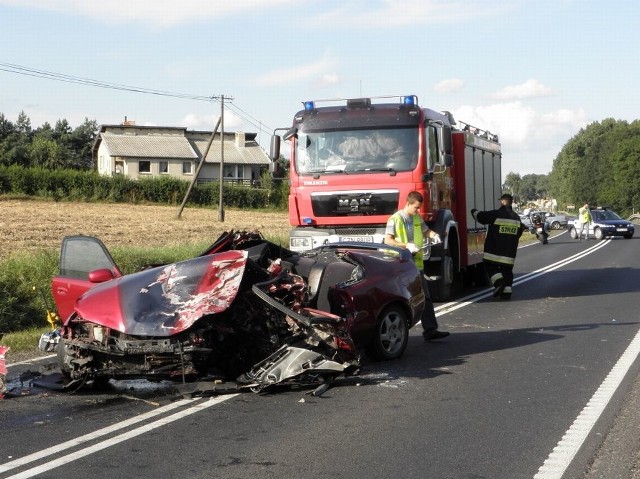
[{"x1": 218, "y1": 95, "x2": 225, "y2": 222}]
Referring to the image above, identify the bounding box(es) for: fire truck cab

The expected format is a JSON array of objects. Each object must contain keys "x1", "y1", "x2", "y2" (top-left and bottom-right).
[{"x1": 270, "y1": 95, "x2": 502, "y2": 301}]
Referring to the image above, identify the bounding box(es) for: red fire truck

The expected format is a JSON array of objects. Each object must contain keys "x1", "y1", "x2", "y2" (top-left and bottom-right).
[{"x1": 270, "y1": 95, "x2": 502, "y2": 301}]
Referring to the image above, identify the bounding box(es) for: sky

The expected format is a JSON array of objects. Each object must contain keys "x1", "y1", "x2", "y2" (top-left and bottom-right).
[{"x1": 0, "y1": 0, "x2": 638, "y2": 178}]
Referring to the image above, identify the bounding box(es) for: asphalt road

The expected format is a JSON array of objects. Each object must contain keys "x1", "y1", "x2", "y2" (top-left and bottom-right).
[{"x1": 2, "y1": 231, "x2": 639, "y2": 479}]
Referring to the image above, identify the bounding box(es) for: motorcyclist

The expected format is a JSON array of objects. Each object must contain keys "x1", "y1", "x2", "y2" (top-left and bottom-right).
[{"x1": 529, "y1": 212, "x2": 549, "y2": 244}]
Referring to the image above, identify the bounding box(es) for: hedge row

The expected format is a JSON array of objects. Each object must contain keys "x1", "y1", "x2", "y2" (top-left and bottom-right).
[{"x1": 0, "y1": 165, "x2": 288, "y2": 209}]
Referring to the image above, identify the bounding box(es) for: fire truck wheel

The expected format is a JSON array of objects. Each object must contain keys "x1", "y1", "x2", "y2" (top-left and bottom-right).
[
  {"x1": 366, "y1": 305, "x2": 409, "y2": 361},
  {"x1": 430, "y1": 247, "x2": 455, "y2": 302}
]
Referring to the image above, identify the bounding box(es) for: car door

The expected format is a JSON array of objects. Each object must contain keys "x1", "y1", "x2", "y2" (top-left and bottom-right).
[{"x1": 52, "y1": 236, "x2": 122, "y2": 321}]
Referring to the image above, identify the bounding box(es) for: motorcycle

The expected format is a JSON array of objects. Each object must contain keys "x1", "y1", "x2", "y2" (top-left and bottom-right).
[
  {"x1": 0, "y1": 333, "x2": 8, "y2": 399},
  {"x1": 528, "y1": 213, "x2": 550, "y2": 244},
  {"x1": 39, "y1": 231, "x2": 424, "y2": 393}
]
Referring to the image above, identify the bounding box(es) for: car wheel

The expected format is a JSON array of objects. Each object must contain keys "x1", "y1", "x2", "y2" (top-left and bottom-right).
[
  {"x1": 569, "y1": 227, "x2": 578, "y2": 239},
  {"x1": 551, "y1": 221, "x2": 561, "y2": 230},
  {"x1": 56, "y1": 341, "x2": 74, "y2": 380},
  {"x1": 594, "y1": 228, "x2": 604, "y2": 240},
  {"x1": 366, "y1": 305, "x2": 409, "y2": 361},
  {"x1": 623, "y1": 233, "x2": 633, "y2": 239}
]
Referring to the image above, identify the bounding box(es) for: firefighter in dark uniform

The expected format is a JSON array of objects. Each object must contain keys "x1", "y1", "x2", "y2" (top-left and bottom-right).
[{"x1": 471, "y1": 194, "x2": 525, "y2": 300}]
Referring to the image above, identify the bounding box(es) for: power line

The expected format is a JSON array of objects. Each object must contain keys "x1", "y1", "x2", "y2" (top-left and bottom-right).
[
  {"x1": 0, "y1": 61, "x2": 274, "y2": 134},
  {"x1": 0, "y1": 62, "x2": 218, "y2": 101}
]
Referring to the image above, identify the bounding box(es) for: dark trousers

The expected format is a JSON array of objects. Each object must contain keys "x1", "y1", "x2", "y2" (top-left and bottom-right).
[
  {"x1": 484, "y1": 260, "x2": 514, "y2": 288},
  {"x1": 421, "y1": 273, "x2": 438, "y2": 332}
]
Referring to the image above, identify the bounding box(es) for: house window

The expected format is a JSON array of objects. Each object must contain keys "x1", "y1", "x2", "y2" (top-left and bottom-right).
[
  {"x1": 183, "y1": 161, "x2": 193, "y2": 174},
  {"x1": 139, "y1": 160, "x2": 151, "y2": 173},
  {"x1": 159, "y1": 161, "x2": 169, "y2": 174}
]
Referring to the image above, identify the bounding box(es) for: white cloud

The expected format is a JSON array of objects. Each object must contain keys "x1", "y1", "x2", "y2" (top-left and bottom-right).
[
  {"x1": 253, "y1": 52, "x2": 338, "y2": 87},
  {"x1": 317, "y1": 73, "x2": 340, "y2": 88},
  {"x1": 311, "y1": 0, "x2": 515, "y2": 28},
  {"x1": 452, "y1": 102, "x2": 587, "y2": 175},
  {"x1": 491, "y1": 79, "x2": 554, "y2": 100},
  {"x1": 433, "y1": 78, "x2": 465, "y2": 93},
  {"x1": 0, "y1": 0, "x2": 296, "y2": 28}
]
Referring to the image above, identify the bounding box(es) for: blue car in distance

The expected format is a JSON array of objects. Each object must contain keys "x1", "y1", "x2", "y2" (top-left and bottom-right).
[{"x1": 569, "y1": 208, "x2": 635, "y2": 240}]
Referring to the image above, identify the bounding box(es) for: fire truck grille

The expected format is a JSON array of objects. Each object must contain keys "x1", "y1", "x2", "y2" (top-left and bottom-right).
[
  {"x1": 311, "y1": 191, "x2": 399, "y2": 217},
  {"x1": 335, "y1": 228, "x2": 378, "y2": 235}
]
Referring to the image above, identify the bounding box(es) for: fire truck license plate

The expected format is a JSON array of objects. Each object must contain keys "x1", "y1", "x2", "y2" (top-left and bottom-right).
[{"x1": 341, "y1": 236, "x2": 373, "y2": 243}]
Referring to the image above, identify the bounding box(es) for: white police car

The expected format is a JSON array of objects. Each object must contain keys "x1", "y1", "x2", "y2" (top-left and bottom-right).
[{"x1": 569, "y1": 208, "x2": 635, "y2": 240}]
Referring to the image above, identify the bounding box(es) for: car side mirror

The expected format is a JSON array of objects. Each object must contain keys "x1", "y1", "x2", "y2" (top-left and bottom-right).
[{"x1": 88, "y1": 268, "x2": 116, "y2": 283}]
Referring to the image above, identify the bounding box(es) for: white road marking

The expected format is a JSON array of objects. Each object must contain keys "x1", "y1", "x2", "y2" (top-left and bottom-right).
[
  {"x1": 0, "y1": 398, "x2": 196, "y2": 473},
  {"x1": 534, "y1": 329, "x2": 640, "y2": 478},
  {"x1": 433, "y1": 239, "x2": 610, "y2": 314},
  {"x1": 2, "y1": 394, "x2": 238, "y2": 479},
  {"x1": 6, "y1": 354, "x2": 56, "y2": 368}
]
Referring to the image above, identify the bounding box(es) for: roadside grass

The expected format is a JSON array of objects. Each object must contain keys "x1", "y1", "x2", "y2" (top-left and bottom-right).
[{"x1": 1, "y1": 326, "x2": 52, "y2": 354}]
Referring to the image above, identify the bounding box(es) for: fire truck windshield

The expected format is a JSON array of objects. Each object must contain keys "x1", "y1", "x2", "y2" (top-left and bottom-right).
[{"x1": 295, "y1": 127, "x2": 418, "y2": 175}]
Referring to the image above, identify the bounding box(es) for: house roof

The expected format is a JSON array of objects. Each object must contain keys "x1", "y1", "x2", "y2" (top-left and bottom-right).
[
  {"x1": 94, "y1": 126, "x2": 270, "y2": 165},
  {"x1": 191, "y1": 139, "x2": 270, "y2": 165},
  {"x1": 100, "y1": 132, "x2": 197, "y2": 159}
]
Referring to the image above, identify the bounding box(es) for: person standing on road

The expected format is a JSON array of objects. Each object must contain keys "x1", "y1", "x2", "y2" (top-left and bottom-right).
[
  {"x1": 384, "y1": 191, "x2": 450, "y2": 341},
  {"x1": 471, "y1": 193, "x2": 525, "y2": 300},
  {"x1": 577, "y1": 203, "x2": 592, "y2": 240}
]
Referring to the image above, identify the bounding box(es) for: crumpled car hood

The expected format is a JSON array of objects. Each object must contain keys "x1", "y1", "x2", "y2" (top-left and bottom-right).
[{"x1": 73, "y1": 250, "x2": 247, "y2": 336}]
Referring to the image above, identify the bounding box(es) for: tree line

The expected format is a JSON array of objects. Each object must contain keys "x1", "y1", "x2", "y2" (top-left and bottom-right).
[
  {"x1": 2, "y1": 112, "x2": 639, "y2": 217},
  {"x1": 503, "y1": 118, "x2": 640, "y2": 217},
  {"x1": 0, "y1": 111, "x2": 98, "y2": 170}
]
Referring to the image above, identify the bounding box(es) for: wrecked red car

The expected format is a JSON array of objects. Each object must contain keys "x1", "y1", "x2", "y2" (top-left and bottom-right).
[{"x1": 40, "y1": 231, "x2": 424, "y2": 391}]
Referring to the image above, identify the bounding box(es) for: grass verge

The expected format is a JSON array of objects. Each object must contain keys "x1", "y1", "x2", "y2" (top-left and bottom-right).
[{"x1": 1, "y1": 326, "x2": 52, "y2": 355}]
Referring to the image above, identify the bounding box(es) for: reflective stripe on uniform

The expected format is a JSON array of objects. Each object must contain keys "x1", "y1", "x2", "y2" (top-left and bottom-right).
[
  {"x1": 483, "y1": 252, "x2": 516, "y2": 265},
  {"x1": 490, "y1": 273, "x2": 503, "y2": 284}
]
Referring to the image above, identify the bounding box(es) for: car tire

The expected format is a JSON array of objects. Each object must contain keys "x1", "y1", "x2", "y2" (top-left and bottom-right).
[
  {"x1": 623, "y1": 233, "x2": 633, "y2": 239},
  {"x1": 551, "y1": 221, "x2": 561, "y2": 230},
  {"x1": 569, "y1": 227, "x2": 578, "y2": 239},
  {"x1": 56, "y1": 341, "x2": 74, "y2": 380},
  {"x1": 594, "y1": 228, "x2": 604, "y2": 240},
  {"x1": 366, "y1": 305, "x2": 409, "y2": 361}
]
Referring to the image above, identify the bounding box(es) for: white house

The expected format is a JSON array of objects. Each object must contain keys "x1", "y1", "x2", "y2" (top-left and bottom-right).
[{"x1": 93, "y1": 121, "x2": 271, "y2": 185}]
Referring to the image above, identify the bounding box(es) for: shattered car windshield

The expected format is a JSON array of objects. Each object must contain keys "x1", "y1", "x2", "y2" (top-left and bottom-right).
[{"x1": 295, "y1": 127, "x2": 418, "y2": 175}]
